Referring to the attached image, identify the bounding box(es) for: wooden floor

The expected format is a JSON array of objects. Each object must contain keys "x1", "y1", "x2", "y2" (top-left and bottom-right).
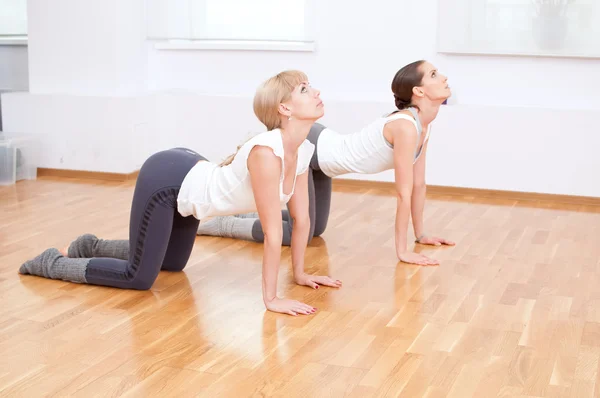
[{"x1": 1, "y1": 177, "x2": 600, "y2": 397}]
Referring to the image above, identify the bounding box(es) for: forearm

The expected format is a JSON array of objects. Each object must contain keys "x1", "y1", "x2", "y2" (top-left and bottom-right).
[
  {"x1": 290, "y1": 217, "x2": 311, "y2": 279},
  {"x1": 411, "y1": 184, "x2": 427, "y2": 238},
  {"x1": 395, "y1": 195, "x2": 412, "y2": 255},
  {"x1": 262, "y1": 230, "x2": 283, "y2": 305}
]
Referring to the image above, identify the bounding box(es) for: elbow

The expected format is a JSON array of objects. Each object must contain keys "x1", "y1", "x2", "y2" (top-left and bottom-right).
[
  {"x1": 263, "y1": 227, "x2": 283, "y2": 246},
  {"x1": 292, "y1": 215, "x2": 311, "y2": 230},
  {"x1": 396, "y1": 189, "x2": 413, "y2": 203},
  {"x1": 397, "y1": 195, "x2": 412, "y2": 206},
  {"x1": 413, "y1": 181, "x2": 427, "y2": 191}
]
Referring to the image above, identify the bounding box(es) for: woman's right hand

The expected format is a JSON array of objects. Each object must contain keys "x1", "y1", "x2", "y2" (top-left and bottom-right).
[
  {"x1": 265, "y1": 297, "x2": 317, "y2": 316},
  {"x1": 397, "y1": 251, "x2": 439, "y2": 266}
]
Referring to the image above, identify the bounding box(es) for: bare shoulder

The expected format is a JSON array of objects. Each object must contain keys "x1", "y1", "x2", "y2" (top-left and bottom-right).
[
  {"x1": 384, "y1": 111, "x2": 419, "y2": 145},
  {"x1": 247, "y1": 145, "x2": 282, "y2": 177}
]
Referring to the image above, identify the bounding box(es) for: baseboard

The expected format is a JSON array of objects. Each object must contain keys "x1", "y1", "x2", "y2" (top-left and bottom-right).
[
  {"x1": 37, "y1": 168, "x2": 140, "y2": 182},
  {"x1": 35, "y1": 169, "x2": 600, "y2": 206},
  {"x1": 332, "y1": 178, "x2": 600, "y2": 206}
]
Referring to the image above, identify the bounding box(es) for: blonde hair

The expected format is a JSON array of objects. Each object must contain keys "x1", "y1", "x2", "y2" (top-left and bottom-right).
[{"x1": 220, "y1": 70, "x2": 308, "y2": 166}]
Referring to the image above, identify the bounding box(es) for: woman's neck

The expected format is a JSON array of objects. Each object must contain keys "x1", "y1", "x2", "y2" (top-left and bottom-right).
[
  {"x1": 411, "y1": 100, "x2": 443, "y2": 129},
  {"x1": 279, "y1": 120, "x2": 312, "y2": 154}
]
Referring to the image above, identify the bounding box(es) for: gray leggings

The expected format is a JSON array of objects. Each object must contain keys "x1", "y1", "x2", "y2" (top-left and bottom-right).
[
  {"x1": 251, "y1": 123, "x2": 332, "y2": 246},
  {"x1": 85, "y1": 147, "x2": 204, "y2": 289}
]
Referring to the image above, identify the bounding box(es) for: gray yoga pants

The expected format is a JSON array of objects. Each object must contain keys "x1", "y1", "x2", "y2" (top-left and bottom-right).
[{"x1": 85, "y1": 147, "x2": 205, "y2": 289}]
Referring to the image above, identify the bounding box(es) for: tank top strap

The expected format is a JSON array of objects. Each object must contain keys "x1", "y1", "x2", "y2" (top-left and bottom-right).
[
  {"x1": 384, "y1": 108, "x2": 422, "y2": 136},
  {"x1": 384, "y1": 108, "x2": 426, "y2": 161},
  {"x1": 405, "y1": 107, "x2": 422, "y2": 135}
]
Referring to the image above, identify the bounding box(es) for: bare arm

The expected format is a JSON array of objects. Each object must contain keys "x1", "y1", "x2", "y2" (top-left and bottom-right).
[
  {"x1": 389, "y1": 121, "x2": 438, "y2": 265},
  {"x1": 389, "y1": 120, "x2": 417, "y2": 256},
  {"x1": 411, "y1": 139, "x2": 429, "y2": 239},
  {"x1": 287, "y1": 168, "x2": 342, "y2": 289},
  {"x1": 286, "y1": 168, "x2": 311, "y2": 278},
  {"x1": 411, "y1": 137, "x2": 456, "y2": 248},
  {"x1": 248, "y1": 146, "x2": 283, "y2": 304},
  {"x1": 248, "y1": 146, "x2": 316, "y2": 315}
]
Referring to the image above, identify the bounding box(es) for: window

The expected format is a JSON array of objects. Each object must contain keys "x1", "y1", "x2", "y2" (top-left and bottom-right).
[
  {"x1": 0, "y1": 0, "x2": 27, "y2": 36},
  {"x1": 437, "y1": 0, "x2": 600, "y2": 58},
  {"x1": 146, "y1": 0, "x2": 315, "y2": 43}
]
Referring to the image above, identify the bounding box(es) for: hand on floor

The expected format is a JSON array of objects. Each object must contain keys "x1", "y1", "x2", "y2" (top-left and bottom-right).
[
  {"x1": 295, "y1": 273, "x2": 343, "y2": 289},
  {"x1": 416, "y1": 235, "x2": 455, "y2": 246},
  {"x1": 265, "y1": 297, "x2": 317, "y2": 316},
  {"x1": 397, "y1": 251, "x2": 439, "y2": 266}
]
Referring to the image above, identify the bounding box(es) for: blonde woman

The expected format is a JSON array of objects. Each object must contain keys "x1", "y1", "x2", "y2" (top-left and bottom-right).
[
  {"x1": 19, "y1": 70, "x2": 341, "y2": 316},
  {"x1": 197, "y1": 60, "x2": 455, "y2": 265}
]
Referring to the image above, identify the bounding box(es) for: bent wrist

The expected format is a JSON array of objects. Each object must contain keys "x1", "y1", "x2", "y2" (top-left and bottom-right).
[
  {"x1": 396, "y1": 239, "x2": 408, "y2": 253},
  {"x1": 263, "y1": 294, "x2": 278, "y2": 306},
  {"x1": 294, "y1": 273, "x2": 308, "y2": 283},
  {"x1": 415, "y1": 234, "x2": 426, "y2": 243}
]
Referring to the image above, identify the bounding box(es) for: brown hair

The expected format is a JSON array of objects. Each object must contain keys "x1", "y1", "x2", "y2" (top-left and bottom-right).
[
  {"x1": 220, "y1": 70, "x2": 308, "y2": 166},
  {"x1": 391, "y1": 60, "x2": 426, "y2": 111}
]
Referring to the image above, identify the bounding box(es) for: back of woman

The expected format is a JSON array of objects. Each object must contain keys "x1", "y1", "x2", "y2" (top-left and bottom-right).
[{"x1": 315, "y1": 109, "x2": 424, "y2": 177}]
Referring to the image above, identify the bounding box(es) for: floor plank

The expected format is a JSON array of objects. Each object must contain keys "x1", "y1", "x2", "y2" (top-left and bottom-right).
[{"x1": 1, "y1": 176, "x2": 600, "y2": 397}]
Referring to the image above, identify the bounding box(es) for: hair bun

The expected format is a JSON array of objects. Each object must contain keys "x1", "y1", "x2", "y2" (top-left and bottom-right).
[{"x1": 394, "y1": 94, "x2": 410, "y2": 110}]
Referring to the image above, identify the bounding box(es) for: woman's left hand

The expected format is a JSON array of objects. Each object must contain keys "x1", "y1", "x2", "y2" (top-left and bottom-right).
[
  {"x1": 295, "y1": 273, "x2": 343, "y2": 289},
  {"x1": 416, "y1": 235, "x2": 455, "y2": 246}
]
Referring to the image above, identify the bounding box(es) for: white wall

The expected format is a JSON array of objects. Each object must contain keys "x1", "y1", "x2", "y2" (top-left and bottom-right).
[
  {"x1": 27, "y1": 0, "x2": 147, "y2": 96},
  {"x1": 1, "y1": 91, "x2": 266, "y2": 173},
  {"x1": 324, "y1": 103, "x2": 600, "y2": 198},
  {"x1": 0, "y1": 45, "x2": 28, "y2": 91},
  {"x1": 147, "y1": 1, "x2": 438, "y2": 103},
  {"x1": 147, "y1": 0, "x2": 600, "y2": 110},
  {"x1": 2, "y1": 0, "x2": 600, "y2": 197}
]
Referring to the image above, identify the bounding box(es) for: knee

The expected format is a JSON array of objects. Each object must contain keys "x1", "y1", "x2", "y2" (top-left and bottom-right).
[
  {"x1": 161, "y1": 262, "x2": 187, "y2": 273},
  {"x1": 132, "y1": 272, "x2": 161, "y2": 290},
  {"x1": 133, "y1": 279, "x2": 154, "y2": 290},
  {"x1": 313, "y1": 220, "x2": 328, "y2": 237}
]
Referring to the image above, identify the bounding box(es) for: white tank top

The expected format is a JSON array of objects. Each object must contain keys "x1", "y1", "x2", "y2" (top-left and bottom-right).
[
  {"x1": 317, "y1": 108, "x2": 430, "y2": 178},
  {"x1": 177, "y1": 130, "x2": 315, "y2": 219}
]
